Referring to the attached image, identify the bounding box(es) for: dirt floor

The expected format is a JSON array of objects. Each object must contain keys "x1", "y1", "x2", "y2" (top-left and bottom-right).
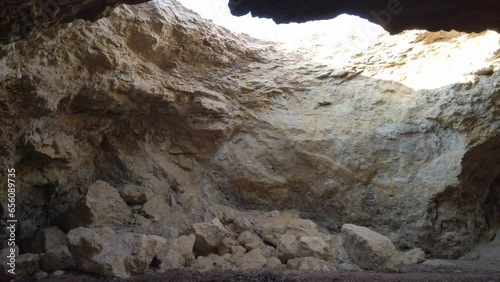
[{"x1": 31, "y1": 263, "x2": 500, "y2": 282}]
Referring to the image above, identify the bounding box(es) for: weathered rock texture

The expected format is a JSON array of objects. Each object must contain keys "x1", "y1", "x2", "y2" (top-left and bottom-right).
[{"x1": 0, "y1": 0, "x2": 499, "y2": 269}]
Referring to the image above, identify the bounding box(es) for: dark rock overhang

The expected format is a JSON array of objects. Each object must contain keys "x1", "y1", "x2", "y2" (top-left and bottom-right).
[
  {"x1": 228, "y1": 0, "x2": 500, "y2": 34},
  {"x1": 1, "y1": 0, "x2": 499, "y2": 44},
  {"x1": 0, "y1": 0, "x2": 149, "y2": 44}
]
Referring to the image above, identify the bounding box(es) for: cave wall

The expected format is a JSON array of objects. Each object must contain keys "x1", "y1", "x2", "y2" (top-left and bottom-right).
[{"x1": 0, "y1": 0, "x2": 499, "y2": 259}]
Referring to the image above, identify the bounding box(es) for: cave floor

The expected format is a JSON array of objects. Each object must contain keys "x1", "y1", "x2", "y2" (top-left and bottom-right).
[{"x1": 32, "y1": 261, "x2": 500, "y2": 282}]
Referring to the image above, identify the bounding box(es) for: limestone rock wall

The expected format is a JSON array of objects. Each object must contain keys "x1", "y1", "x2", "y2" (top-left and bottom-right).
[{"x1": 0, "y1": 0, "x2": 499, "y2": 259}]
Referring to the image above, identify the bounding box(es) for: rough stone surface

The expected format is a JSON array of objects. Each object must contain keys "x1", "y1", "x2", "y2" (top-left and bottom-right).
[
  {"x1": 287, "y1": 257, "x2": 336, "y2": 271},
  {"x1": 239, "y1": 248, "x2": 268, "y2": 270},
  {"x1": 31, "y1": 226, "x2": 67, "y2": 253},
  {"x1": 58, "y1": 181, "x2": 132, "y2": 231},
  {"x1": 192, "y1": 218, "x2": 230, "y2": 256},
  {"x1": 402, "y1": 248, "x2": 426, "y2": 265},
  {"x1": 142, "y1": 195, "x2": 170, "y2": 222},
  {"x1": 119, "y1": 184, "x2": 154, "y2": 204},
  {"x1": 296, "y1": 236, "x2": 330, "y2": 260},
  {"x1": 158, "y1": 234, "x2": 195, "y2": 270},
  {"x1": 342, "y1": 224, "x2": 402, "y2": 271},
  {"x1": 237, "y1": 231, "x2": 265, "y2": 251},
  {"x1": 66, "y1": 227, "x2": 167, "y2": 278},
  {"x1": 39, "y1": 245, "x2": 75, "y2": 272},
  {"x1": 276, "y1": 234, "x2": 298, "y2": 263},
  {"x1": 0, "y1": 0, "x2": 499, "y2": 270},
  {"x1": 16, "y1": 253, "x2": 41, "y2": 278}
]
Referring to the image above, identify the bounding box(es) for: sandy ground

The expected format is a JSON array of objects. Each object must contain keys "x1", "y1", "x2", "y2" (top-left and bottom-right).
[{"x1": 30, "y1": 262, "x2": 500, "y2": 282}]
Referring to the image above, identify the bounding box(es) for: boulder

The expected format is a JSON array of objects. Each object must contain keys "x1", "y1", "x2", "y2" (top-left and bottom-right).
[
  {"x1": 192, "y1": 218, "x2": 230, "y2": 256},
  {"x1": 232, "y1": 217, "x2": 253, "y2": 233},
  {"x1": 296, "y1": 236, "x2": 330, "y2": 260},
  {"x1": 158, "y1": 234, "x2": 195, "y2": 270},
  {"x1": 31, "y1": 226, "x2": 67, "y2": 253},
  {"x1": 239, "y1": 248, "x2": 268, "y2": 270},
  {"x1": 237, "y1": 231, "x2": 265, "y2": 251},
  {"x1": 193, "y1": 254, "x2": 231, "y2": 271},
  {"x1": 218, "y1": 237, "x2": 236, "y2": 256},
  {"x1": 287, "y1": 257, "x2": 335, "y2": 271},
  {"x1": 119, "y1": 184, "x2": 154, "y2": 204},
  {"x1": 230, "y1": 245, "x2": 247, "y2": 257},
  {"x1": 342, "y1": 224, "x2": 402, "y2": 271},
  {"x1": 142, "y1": 195, "x2": 171, "y2": 222},
  {"x1": 66, "y1": 227, "x2": 167, "y2": 278},
  {"x1": 276, "y1": 234, "x2": 298, "y2": 263},
  {"x1": 17, "y1": 253, "x2": 41, "y2": 278},
  {"x1": 286, "y1": 219, "x2": 320, "y2": 237},
  {"x1": 254, "y1": 215, "x2": 293, "y2": 246},
  {"x1": 58, "y1": 181, "x2": 132, "y2": 231},
  {"x1": 402, "y1": 248, "x2": 426, "y2": 265},
  {"x1": 266, "y1": 256, "x2": 284, "y2": 269},
  {"x1": 40, "y1": 245, "x2": 75, "y2": 272}
]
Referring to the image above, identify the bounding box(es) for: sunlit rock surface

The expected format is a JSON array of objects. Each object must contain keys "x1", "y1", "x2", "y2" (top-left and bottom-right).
[{"x1": 0, "y1": 0, "x2": 499, "y2": 265}]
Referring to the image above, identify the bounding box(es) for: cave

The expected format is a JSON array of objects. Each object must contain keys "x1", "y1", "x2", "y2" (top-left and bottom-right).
[{"x1": 0, "y1": 0, "x2": 499, "y2": 280}]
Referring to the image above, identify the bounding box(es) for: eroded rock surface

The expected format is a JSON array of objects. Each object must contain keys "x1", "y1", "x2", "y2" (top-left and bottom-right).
[{"x1": 0, "y1": 0, "x2": 499, "y2": 278}]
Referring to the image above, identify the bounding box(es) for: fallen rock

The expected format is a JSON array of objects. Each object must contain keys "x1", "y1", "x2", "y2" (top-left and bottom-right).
[
  {"x1": 296, "y1": 236, "x2": 330, "y2": 260},
  {"x1": 17, "y1": 253, "x2": 41, "y2": 278},
  {"x1": 158, "y1": 234, "x2": 195, "y2": 270},
  {"x1": 342, "y1": 224, "x2": 402, "y2": 271},
  {"x1": 31, "y1": 226, "x2": 67, "y2": 253},
  {"x1": 218, "y1": 237, "x2": 236, "y2": 256},
  {"x1": 402, "y1": 248, "x2": 426, "y2": 265},
  {"x1": 237, "y1": 231, "x2": 266, "y2": 251},
  {"x1": 58, "y1": 181, "x2": 132, "y2": 231},
  {"x1": 287, "y1": 257, "x2": 335, "y2": 271},
  {"x1": 239, "y1": 248, "x2": 268, "y2": 270},
  {"x1": 232, "y1": 217, "x2": 253, "y2": 234},
  {"x1": 230, "y1": 245, "x2": 247, "y2": 257},
  {"x1": 266, "y1": 256, "x2": 284, "y2": 269},
  {"x1": 66, "y1": 227, "x2": 167, "y2": 278},
  {"x1": 254, "y1": 215, "x2": 293, "y2": 246},
  {"x1": 193, "y1": 254, "x2": 231, "y2": 271},
  {"x1": 119, "y1": 184, "x2": 154, "y2": 204},
  {"x1": 276, "y1": 234, "x2": 298, "y2": 263},
  {"x1": 287, "y1": 219, "x2": 320, "y2": 237},
  {"x1": 142, "y1": 195, "x2": 171, "y2": 222},
  {"x1": 40, "y1": 245, "x2": 75, "y2": 272},
  {"x1": 192, "y1": 218, "x2": 230, "y2": 256}
]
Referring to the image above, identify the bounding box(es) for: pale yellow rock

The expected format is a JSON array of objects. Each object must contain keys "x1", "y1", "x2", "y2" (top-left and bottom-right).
[
  {"x1": 237, "y1": 231, "x2": 266, "y2": 251},
  {"x1": 342, "y1": 224, "x2": 402, "y2": 271},
  {"x1": 239, "y1": 248, "x2": 268, "y2": 270},
  {"x1": 266, "y1": 256, "x2": 284, "y2": 269},
  {"x1": 192, "y1": 218, "x2": 230, "y2": 256},
  {"x1": 287, "y1": 257, "x2": 336, "y2": 271},
  {"x1": 159, "y1": 234, "x2": 195, "y2": 270},
  {"x1": 296, "y1": 236, "x2": 331, "y2": 260},
  {"x1": 402, "y1": 248, "x2": 426, "y2": 265},
  {"x1": 142, "y1": 195, "x2": 171, "y2": 222},
  {"x1": 119, "y1": 184, "x2": 153, "y2": 204},
  {"x1": 286, "y1": 219, "x2": 320, "y2": 237},
  {"x1": 276, "y1": 234, "x2": 298, "y2": 263}
]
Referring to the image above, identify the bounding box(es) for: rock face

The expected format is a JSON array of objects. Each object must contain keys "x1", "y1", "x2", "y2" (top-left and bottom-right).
[
  {"x1": 0, "y1": 0, "x2": 499, "y2": 270},
  {"x1": 342, "y1": 224, "x2": 402, "y2": 271},
  {"x1": 66, "y1": 227, "x2": 167, "y2": 278}
]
